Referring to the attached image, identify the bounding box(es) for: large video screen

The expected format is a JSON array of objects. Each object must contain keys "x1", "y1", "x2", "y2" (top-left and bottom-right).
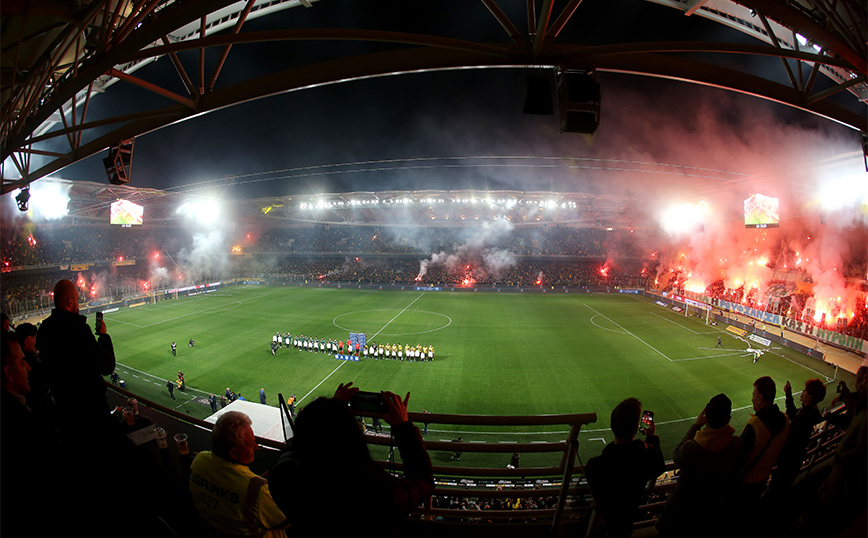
[
  {"x1": 744, "y1": 194, "x2": 779, "y2": 229},
  {"x1": 110, "y1": 199, "x2": 143, "y2": 226}
]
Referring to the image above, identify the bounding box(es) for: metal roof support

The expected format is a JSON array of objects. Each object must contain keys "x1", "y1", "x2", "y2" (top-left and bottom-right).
[
  {"x1": 480, "y1": 0, "x2": 526, "y2": 44},
  {"x1": 532, "y1": 0, "x2": 556, "y2": 57},
  {"x1": 756, "y1": 11, "x2": 799, "y2": 91},
  {"x1": 546, "y1": 0, "x2": 585, "y2": 41},
  {"x1": 208, "y1": 0, "x2": 259, "y2": 92}
]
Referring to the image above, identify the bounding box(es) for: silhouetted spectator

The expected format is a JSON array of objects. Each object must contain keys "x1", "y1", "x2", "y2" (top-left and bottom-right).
[
  {"x1": 1, "y1": 332, "x2": 61, "y2": 533},
  {"x1": 767, "y1": 379, "x2": 826, "y2": 493},
  {"x1": 14, "y1": 322, "x2": 51, "y2": 414},
  {"x1": 269, "y1": 382, "x2": 433, "y2": 537},
  {"x1": 656, "y1": 394, "x2": 742, "y2": 538},
  {"x1": 726, "y1": 376, "x2": 790, "y2": 524},
  {"x1": 797, "y1": 366, "x2": 867, "y2": 537},
  {"x1": 190, "y1": 411, "x2": 288, "y2": 537},
  {"x1": 35, "y1": 279, "x2": 115, "y2": 432},
  {"x1": 584, "y1": 397, "x2": 664, "y2": 538},
  {"x1": 33, "y1": 280, "x2": 162, "y2": 533}
]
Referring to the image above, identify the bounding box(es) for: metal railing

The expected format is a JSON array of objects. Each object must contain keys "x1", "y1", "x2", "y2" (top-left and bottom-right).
[
  {"x1": 107, "y1": 382, "x2": 596, "y2": 535},
  {"x1": 107, "y1": 380, "x2": 856, "y2": 537},
  {"x1": 335, "y1": 409, "x2": 598, "y2": 534}
]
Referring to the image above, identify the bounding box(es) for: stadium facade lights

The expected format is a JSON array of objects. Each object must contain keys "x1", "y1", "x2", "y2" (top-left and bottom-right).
[{"x1": 795, "y1": 33, "x2": 822, "y2": 52}]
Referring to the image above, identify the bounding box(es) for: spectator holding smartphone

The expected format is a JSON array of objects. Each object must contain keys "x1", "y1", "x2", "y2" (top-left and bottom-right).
[
  {"x1": 268, "y1": 382, "x2": 433, "y2": 537},
  {"x1": 584, "y1": 397, "x2": 665, "y2": 538}
]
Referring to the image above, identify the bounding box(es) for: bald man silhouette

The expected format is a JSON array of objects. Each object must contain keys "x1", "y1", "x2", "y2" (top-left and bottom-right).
[{"x1": 36, "y1": 279, "x2": 115, "y2": 429}]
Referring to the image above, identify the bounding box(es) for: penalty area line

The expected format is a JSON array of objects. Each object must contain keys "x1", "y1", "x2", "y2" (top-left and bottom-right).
[
  {"x1": 297, "y1": 362, "x2": 347, "y2": 406},
  {"x1": 583, "y1": 303, "x2": 674, "y2": 362}
]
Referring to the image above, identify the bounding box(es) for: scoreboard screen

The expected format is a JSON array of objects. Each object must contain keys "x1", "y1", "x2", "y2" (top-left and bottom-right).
[
  {"x1": 111, "y1": 199, "x2": 143, "y2": 226},
  {"x1": 744, "y1": 194, "x2": 779, "y2": 228}
]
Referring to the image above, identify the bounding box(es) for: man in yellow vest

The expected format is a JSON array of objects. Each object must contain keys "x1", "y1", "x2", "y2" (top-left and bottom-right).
[
  {"x1": 190, "y1": 411, "x2": 289, "y2": 537},
  {"x1": 733, "y1": 376, "x2": 790, "y2": 515}
]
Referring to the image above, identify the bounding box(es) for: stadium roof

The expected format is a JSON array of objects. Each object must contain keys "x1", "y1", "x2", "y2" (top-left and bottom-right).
[
  {"x1": 2, "y1": 0, "x2": 866, "y2": 196},
  {"x1": 55, "y1": 179, "x2": 647, "y2": 228}
]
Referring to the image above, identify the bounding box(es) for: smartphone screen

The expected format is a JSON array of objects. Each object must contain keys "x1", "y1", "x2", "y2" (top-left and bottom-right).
[
  {"x1": 349, "y1": 391, "x2": 388, "y2": 414},
  {"x1": 641, "y1": 410, "x2": 654, "y2": 431}
]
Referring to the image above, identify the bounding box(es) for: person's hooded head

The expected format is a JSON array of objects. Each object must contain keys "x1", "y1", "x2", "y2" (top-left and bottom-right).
[
  {"x1": 705, "y1": 393, "x2": 732, "y2": 429},
  {"x1": 293, "y1": 397, "x2": 371, "y2": 469}
]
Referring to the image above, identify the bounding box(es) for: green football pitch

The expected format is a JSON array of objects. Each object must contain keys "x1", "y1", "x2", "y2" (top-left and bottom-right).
[{"x1": 107, "y1": 284, "x2": 848, "y2": 466}]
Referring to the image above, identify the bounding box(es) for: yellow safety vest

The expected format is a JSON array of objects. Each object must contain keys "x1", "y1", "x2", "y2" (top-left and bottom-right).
[{"x1": 190, "y1": 451, "x2": 288, "y2": 537}]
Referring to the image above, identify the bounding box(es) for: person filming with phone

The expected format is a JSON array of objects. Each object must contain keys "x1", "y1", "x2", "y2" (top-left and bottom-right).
[
  {"x1": 584, "y1": 398, "x2": 665, "y2": 538},
  {"x1": 268, "y1": 382, "x2": 434, "y2": 537},
  {"x1": 36, "y1": 279, "x2": 115, "y2": 430}
]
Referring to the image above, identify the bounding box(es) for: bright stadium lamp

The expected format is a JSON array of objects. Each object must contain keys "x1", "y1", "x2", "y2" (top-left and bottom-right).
[{"x1": 30, "y1": 181, "x2": 70, "y2": 220}]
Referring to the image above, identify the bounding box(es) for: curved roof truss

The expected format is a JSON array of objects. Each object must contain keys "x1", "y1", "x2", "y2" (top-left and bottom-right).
[{"x1": 2, "y1": 0, "x2": 866, "y2": 194}]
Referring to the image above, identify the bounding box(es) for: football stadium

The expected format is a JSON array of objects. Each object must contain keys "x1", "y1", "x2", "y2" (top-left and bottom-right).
[{"x1": 2, "y1": 1, "x2": 867, "y2": 537}]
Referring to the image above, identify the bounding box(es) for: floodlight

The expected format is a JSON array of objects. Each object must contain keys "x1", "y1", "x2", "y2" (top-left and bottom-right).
[
  {"x1": 15, "y1": 186, "x2": 30, "y2": 212},
  {"x1": 26, "y1": 181, "x2": 70, "y2": 220}
]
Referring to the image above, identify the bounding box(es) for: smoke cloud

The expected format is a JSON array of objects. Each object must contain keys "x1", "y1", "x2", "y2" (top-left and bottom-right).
[
  {"x1": 177, "y1": 230, "x2": 230, "y2": 283},
  {"x1": 416, "y1": 218, "x2": 518, "y2": 281}
]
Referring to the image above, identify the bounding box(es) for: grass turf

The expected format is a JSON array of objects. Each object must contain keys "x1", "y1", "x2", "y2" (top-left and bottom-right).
[{"x1": 107, "y1": 284, "x2": 849, "y2": 467}]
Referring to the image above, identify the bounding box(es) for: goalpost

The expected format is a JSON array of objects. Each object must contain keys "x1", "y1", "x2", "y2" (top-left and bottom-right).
[{"x1": 684, "y1": 303, "x2": 712, "y2": 325}]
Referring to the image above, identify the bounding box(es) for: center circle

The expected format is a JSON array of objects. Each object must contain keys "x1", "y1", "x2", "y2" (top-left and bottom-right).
[{"x1": 332, "y1": 309, "x2": 452, "y2": 336}]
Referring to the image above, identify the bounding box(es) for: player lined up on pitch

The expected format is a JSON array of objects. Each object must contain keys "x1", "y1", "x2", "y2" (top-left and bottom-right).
[{"x1": 270, "y1": 331, "x2": 435, "y2": 361}]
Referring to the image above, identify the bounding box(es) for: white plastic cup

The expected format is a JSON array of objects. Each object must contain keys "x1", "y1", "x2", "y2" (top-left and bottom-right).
[
  {"x1": 174, "y1": 433, "x2": 189, "y2": 455},
  {"x1": 154, "y1": 427, "x2": 168, "y2": 449}
]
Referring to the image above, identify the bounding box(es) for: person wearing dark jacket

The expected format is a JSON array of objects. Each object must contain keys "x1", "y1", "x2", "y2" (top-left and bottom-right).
[
  {"x1": 737, "y1": 377, "x2": 790, "y2": 494},
  {"x1": 268, "y1": 382, "x2": 433, "y2": 538},
  {"x1": 720, "y1": 376, "x2": 789, "y2": 538},
  {"x1": 1, "y1": 332, "x2": 64, "y2": 535},
  {"x1": 655, "y1": 394, "x2": 742, "y2": 538},
  {"x1": 35, "y1": 280, "x2": 116, "y2": 431},
  {"x1": 767, "y1": 378, "x2": 825, "y2": 493},
  {"x1": 14, "y1": 322, "x2": 53, "y2": 415},
  {"x1": 33, "y1": 281, "x2": 143, "y2": 532},
  {"x1": 585, "y1": 397, "x2": 665, "y2": 538}
]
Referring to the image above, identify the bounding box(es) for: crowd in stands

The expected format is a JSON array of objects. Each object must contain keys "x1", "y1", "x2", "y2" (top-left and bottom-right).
[
  {"x1": 668, "y1": 272, "x2": 868, "y2": 339},
  {"x1": 1, "y1": 225, "x2": 190, "y2": 268},
  {"x1": 582, "y1": 371, "x2": 867, "y2": 538},
  {"x1": 1, "y1": 281, "x2": 170, "y2": 536},
  {"x1": 429, "y1": 493, "x2": 559, "y2": 521},
  {"x1": 0, "y1": 266, "x2": 153, "y2": 317},
  {"x1": 257, "y1": 257, "x2": 651, "y2": 289},
  {"x1": 1, "y1": 223, "x2": 641, "y2": 270},
  {"x1": 256, "y1": 225, "x2": 628, "y2": 258},
  {"x1": 0, "y1": 258, "x2": 651, "y2": 318},
  {"x1": 3, "y1": 220, "x2": 864, "y2": 336}
]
